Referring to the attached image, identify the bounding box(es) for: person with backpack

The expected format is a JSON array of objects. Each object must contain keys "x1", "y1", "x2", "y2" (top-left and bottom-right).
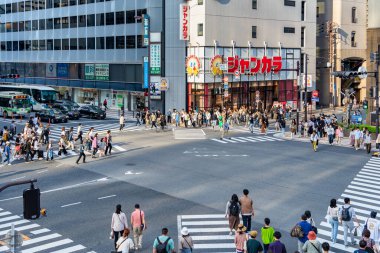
[
  {"x1": 302, "y1": 231, "x2": 322, "y2": 253},
  {"x1": 178, "y1": 227, "x2": 193, "y2": 253},
  {"x1": 339, "y1": 197, "x2": 359, "y2": 247},
  {"x1": 296, "y1": 214, "x2": 312, "y2": 253},
  {"x1": 152, "y1": 227, "x2": 175, "y2": 253},
  {"x1": 225, "y1": 194, "x2": 241, "y2": 236}
]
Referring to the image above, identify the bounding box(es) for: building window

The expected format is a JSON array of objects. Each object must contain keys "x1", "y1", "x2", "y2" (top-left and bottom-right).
[
  {"x1": 106, "y1": 12, "x2": 115, "y2": 25},
  {"x1": 61, "y1": 0, "x2": 68, "y2": 7},
  {"x1": 87, "y1": 37, "x2": 95, "y2": 49},
  {"x1": 79, "y1": 0, "x2": 86, "y2": 4},
  {"x1": 300, "y1": 53, "x2": 305, "y2": 74},
  {"x1": 106, "y1": 36, "x2": 114, "y2": 49},
  {"x1": 116, "y1": 36, "x2": 125, "y2": 49},
  {"x1": 301, "y1": 1, "x2": 306, "y2": 21},
  {"x1": 54, "y1": 0, "x2": 60, "y2": 8},
  {"x1": 46, "y1": 0, "x2": 53, "y2": 9},
  {"x1": 11, "y1": 2, "x2": 17, "y2": 13},
  {"x1": 18, "y1": 41, "x2": 24, "y2": 51},
  {"x1": 284, "y1": 27, "x2": 295, "y2": 33},
  {"x1": 126, "y1": 10, "x2": 135, "y2": 23},
  {"x1": 78, "y1": 38, "x2": 86, "y2": 50},
  {"x1": 137, "y1": 35, "x2": 144, "y2": 48},
  {"x1": 13, "y1": 41, "x2": 18, "y2": 51},
  {"x1": 70, "y1": 38, "x2": 77, "y2": 50},
  {"x1": 12, "y1": 22, "x2": 19, "y2": 32},
  {"x1": 70, "y1": 16, "x2": 78, "y2": 28},
  {"x1": 54, "y1": 18, "x2": 61, "y2": 29},
  {"x1": 96, "y1": 13, "x2": 105, "y2": 26},
  {"x1": 79, "y1": 15, "x2": 86, "y2": 27},
  {"x1": 32, "y1": 20, "x2": 38, "y2": 31},
  {"x1": 284, "y1": 0, "x2": 296, "y2": 7},
  {"x1": 136, "y1": 9, "x2": 147, "y2": 23},
  {"x1": 96, "y1": 37, "x2": 105, "y2": 49},
  {"x1": 352, "y1": 7, "x2": 357, "y2": 23},
  {"x1": 69, "y1": 0, "x2": 77, "y2": 6},
  {"x1": 252, "y1": 26, "x2": 257, "y2": 38},
  {"x1": 197, "y1": 23, "x2": 203, "y2": 36},
  {"x1": 47, "y1": 40, "x2": 53, "y2": 50},
  {"x1": 301, "y1": 26, "x2": 305, "y2": 47},
  {"x1": 62, "y1": 39, "x2": 69, "y2": 50},
  {"x1": 46, "y1": 19, "x2": 53, "y2": 29},
  {"x1": 39, "y1": 19, "x2": 45, "y2": 30},
  {"x1": 0, "y1": 5, "x2": 5, "y2": 14},
  {"x1": 32, "y1": 40, "x2": 38, "y2": 51},
  {"x1": 53, "y1": 39, "x2": 61, "y2": 50},
  {"x1": 87, "y1": 0, "x2": 94, "y2": 3},
  {"x1": 116, "y1": 11, "x2": 125, "y2": 24},
  {"x1": 87, "y1": 14, "x2": 95, "y2": 27},
  {"x1": 126, "y1": 36, "x2": 135, "y2": 48},
  {"x1": 198, "y1": 0, "x2": 203, "y2": 5},
  {"x1": 351, "y1": 31, "x2": 356, "y2": 47},
  {"x1": 252, "y1": 0, "x2": 257, "y2": 9},
  {"x1": 62, "y1": 17, "x2": 69, "y2": 29}
]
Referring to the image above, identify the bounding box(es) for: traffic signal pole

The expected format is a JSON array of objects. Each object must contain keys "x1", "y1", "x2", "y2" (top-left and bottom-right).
[
  {"x1": 376, "y1": 44, "x2": 380, "y2": 138},
  {"x1": 304, "y1": 53, "x2": 308, "y2": 122}
]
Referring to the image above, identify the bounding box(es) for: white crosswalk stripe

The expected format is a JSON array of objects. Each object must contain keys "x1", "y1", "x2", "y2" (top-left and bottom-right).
[
  {"x1": 211, "y1": 136, "x2": 284, "y2": 144},
  {"x1": 48, "y1": 124, "x2": 120, "y2": 141},
  {"x1": 316, "y1": 157, "x2": 380, "y2": 252},
  {"x1": 178, "y1": 214, "x2": 235, "y2": 253},
  {"x1": 230, "y1": 126, "x2": 277, "y2": 135},
  {"x1": 0, "y1": 209, "x2": 94, "y2": 252}
]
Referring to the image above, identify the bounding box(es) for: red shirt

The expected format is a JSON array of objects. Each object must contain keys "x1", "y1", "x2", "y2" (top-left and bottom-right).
[{"x1": 131, "y1": 210, "x2": 144, "y2": 228}]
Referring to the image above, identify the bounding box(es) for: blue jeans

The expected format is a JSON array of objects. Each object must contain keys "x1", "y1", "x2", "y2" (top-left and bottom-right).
[
  {"x1": 47, "y1": 150, "x2": 53, "y2": 160},
  {"x1": 328, "y1": 134, "x2": 334, "y2": 144},
  {"x1": 329, "y1": 218, "x2": 339, "y2": 243},
  {"x1": 3, "y1": 154, "x2": 10, "y2": 164},
  {"x1": 343, "y1": 221, "x2": 355, "y2": 246},
  {"x1": 249, "y1": 123, "x2": 254, "y2": 133},
  {"x1": 181, "y1": 248, "x2": 191, "y2": 253},
  {"x1": 242, "y1": 215, "x2": 252, "y2": 232}
]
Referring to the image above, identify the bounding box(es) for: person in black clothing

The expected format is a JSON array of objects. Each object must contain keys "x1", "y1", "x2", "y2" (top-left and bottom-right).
[{"x1": 76, "y1": 141, "x2": 86, "y2": 164}]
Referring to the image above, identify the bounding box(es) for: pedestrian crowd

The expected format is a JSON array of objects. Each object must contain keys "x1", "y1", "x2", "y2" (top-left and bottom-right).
[{"x1": 0, "y1": 116, "x2": 113, "y2": 165}]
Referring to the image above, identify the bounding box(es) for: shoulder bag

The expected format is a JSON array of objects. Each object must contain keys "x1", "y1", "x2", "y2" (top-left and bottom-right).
[
  {"x1": 140, "y1": 210, "x2": 145, "y2": 230},
  {"x1": 116, "y1": 213, "x2": 126, "y2": 230},
  {"x1": 182, "y1": 236, "x2": 193, "y2": 252},
  {"x1": 310, "y1": 241, "x2": 321, "y2": 253},
  {"x1": 111, "y1": 237, "x2": 128, "y2": 253}
]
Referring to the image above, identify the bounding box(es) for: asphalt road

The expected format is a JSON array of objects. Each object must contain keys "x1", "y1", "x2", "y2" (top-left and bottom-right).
[{"x1": 0, "y1": 127, "x2": 372, "y2": 253}]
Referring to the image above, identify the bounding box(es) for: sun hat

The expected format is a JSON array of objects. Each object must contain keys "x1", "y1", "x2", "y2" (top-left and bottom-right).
[
  {"x1": 250, "y1": 230, "x2": 258, "y2": 237},
  {"x1": 237, "y1": 224, "x2": 247, "y2": 233},
  {"x1": 308, "y1": 231, "x2": 317, "y2": 240},
  {"x1": 181, "y1": 227, "x2": 189, "y2": 236}
]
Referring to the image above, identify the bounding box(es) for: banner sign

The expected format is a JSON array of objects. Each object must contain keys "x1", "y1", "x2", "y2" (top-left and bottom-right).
[
  {"x1": 57, "y1": 63, "x2": 69, "y2": 78},
  {"x1": 150, "y1": 82, "x2": 161, "y2": 99},
  {"x1": 143, "y1": 14, "x2": 150, "y2": 47},
  {"x1": 95, "y1": 64, "x2": 109, "y2": 81},
  {"x1": 160, "y1": 78, "x2": 169, "y2": 91},
  {"x1": 46, "y1": 63, "x2": 57, "y2": 78},
  {"x1": 85, "y1": 64, "x2": 95, "y2": 80},
  {"x1": 150, "y1": 44, "x2": 161, "y2": 75},
  {"x1": 143, "y1": 57, "x2": 149, "y2": 89},
  {"x1": 227, "y1": 56, "x2": 282, "y2": 74},
  {"x1": 179, "y1": 4, "x2": 189, "y2": 40}
]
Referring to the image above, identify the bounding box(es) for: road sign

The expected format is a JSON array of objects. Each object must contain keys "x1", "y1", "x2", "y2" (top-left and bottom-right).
[{"x1": 311, "y1": 97, "x2": 319, "y2": 102}]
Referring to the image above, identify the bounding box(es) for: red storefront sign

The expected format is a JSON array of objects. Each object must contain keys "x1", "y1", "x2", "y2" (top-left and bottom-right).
[
  {"x1": 179, "y1": 4, "x2": 189, "y2": 40},
  {"x1": 227, "y1": 56, "x2": 282, "y2": 74}
]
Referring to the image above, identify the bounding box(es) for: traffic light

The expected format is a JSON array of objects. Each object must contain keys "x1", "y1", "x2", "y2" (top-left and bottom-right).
[
  {"x1": 369, "y1": 87, "x2": 374, "y2": 98},
  {"x1": 331, "y1": 70, "x2": 367, "y2": 80},
  {"x1": 363, "y1": 100, "x2": 368, "y2": 109}
]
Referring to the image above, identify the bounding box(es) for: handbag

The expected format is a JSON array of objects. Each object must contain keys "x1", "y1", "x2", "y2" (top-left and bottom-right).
[
  {"x1": 140, "y1": 210, "x2": 145, "y2": 230},
  {"x1": 310, "y1": 242, "x2": 321, "y2": 253},
  {"x1": 111, "y1": 237, "x2": 128, "y2": 253}
]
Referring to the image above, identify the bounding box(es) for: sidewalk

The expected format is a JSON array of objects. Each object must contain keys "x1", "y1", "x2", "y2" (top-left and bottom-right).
[{"x1": 274, "y1": 131, "x2": 378, "y2": 150}]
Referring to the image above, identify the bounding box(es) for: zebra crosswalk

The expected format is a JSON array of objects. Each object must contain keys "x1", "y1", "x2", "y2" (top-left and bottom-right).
[
  {"x1": 316, "y1": 156, "x2": 380, "y2": 252},
  {"x1": 211, "y1": 136, "x2": 284, "y2": 144},
  {"x1": 230, "y1": 126, "x2": 277, "y2": 135},
  {"x1": 178, "y1": 214, "x2": 235, "y2": 253},
  {"x1": 0, "y1": 208, "x2": 95, "y2": 253}
]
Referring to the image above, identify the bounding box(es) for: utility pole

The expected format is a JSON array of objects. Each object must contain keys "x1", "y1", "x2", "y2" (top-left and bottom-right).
[
  {"x1": 296, "y1": 61, "x2": 300, "y2": 129},
  {"x1": 376, "y1": 44, "x2": 380, "y2": 137},
  {"x1": 304, "y1": 53, "x2": 308, "y2": 122}
]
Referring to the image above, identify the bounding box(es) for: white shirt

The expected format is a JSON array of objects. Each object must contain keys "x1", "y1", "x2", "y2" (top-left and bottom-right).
[
  {"x1": 366, "y1": 218, "x2": 380, "y2": 243},
  {"x1": 77, "y1": 126, "x2": 81, "y2": 135},
  {"x1": 120, "y1": 116, "x2": 124, "y2": 124},
  {"x1": 111, "y1": 212, "x2": 128, "y2": 232},
  {"x1": 327, "y1": 206, "x2": 339, "y2": 219},
  {"x1": 116, "y1": 237, "x2": 134, "y2": 253}
]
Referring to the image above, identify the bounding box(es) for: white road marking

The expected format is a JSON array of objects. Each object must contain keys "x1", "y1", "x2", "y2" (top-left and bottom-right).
[
  {"x1": 211, "y1": 139, "x2": 227, "y2": 143},
  {"x1": 37, "y1": 169, "x2": 49, "y2": 174},
  {"x1": 0, "y1": 224, "x2": 39, "y2": 235},
  {"x1": 22, "y1": 238, "x2": 73, "y2": 253},
  {"x1": 194, "y1": 243, "x2": 235, "y2": 249},
  {"x1": 30, "y1": 228, "x2": 51, "y2": 235},
  {"x1": 182, "y1": 220, "x2": 228, "y2": 226},
  {"x1": 0, "y1": 212, "x2": 11, "y2": 217},
  {"x1": 353, "y1": 177, "x2": 380, "y2": 186},
  {"x1": 11, "y1": 176, "x2": 26, "y2": 181},
  {"x1": 61, "y1": 202, "x2": 82, "y2": 208},
  {"x1": 230, "y1": 137, "x2": 247, "y2": 143},
  {"x1": 187, "y1": 227, "x2": 230, "y2": 233},
  {"x1": 344, "y1": 189, "x2": 380, "y2": 200},
  {"x1": 181, "y1": 214, "x2": 226, "y2": 219},
  {"x1": 0, "y1": 215, "x2": 20, "y2": 223},
  {"x1": 0, "y1": 219, "x2": 29, "y2": 229},
  {"x1": 191, "y1": 235, "x2": 234, "y2": 240},
  {"x1": 348, "y1": 184, "x2": 380, "y2": 194},
  {"x1": 113, "y1": 145, "x2": 126, "y2": 151},
  {"x1": 98, "y1": 195, "x2": 116, "y2": 200},
  {"x1": 50, "y1": 245, "x2": 86, "y2": 253}
]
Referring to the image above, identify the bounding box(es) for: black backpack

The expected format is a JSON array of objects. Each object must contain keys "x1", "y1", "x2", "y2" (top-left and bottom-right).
[
  {"x1": 341, "y1": 206, "x2": 351, "y2": 221},
  {"x1": 229, "y1": 201, "x2": 240, "y2": 216},
  {"x1": 156, "y1": 237, "x2": 171, "y2": 253}
]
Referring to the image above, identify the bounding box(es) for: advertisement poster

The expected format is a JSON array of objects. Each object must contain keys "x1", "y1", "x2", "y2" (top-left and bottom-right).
[{"x1": 150, "y1": 82, "x2": 161, "y2": 100}]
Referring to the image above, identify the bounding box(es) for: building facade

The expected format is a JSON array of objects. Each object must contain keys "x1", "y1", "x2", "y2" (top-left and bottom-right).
[
  {"x1": 0, "y1": 0, "x2": 164, "y2": 110},
  {"x1": 183, "y1": 0, "x2": 316, "y2": 112},
  {"x1": 316, "y1": 0, "x2": 367, "y2": 107}
]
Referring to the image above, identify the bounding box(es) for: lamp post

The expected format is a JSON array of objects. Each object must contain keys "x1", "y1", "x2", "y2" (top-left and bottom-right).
[{"x1": 304, "y1": 53, "x2": 309, "y2": 122}]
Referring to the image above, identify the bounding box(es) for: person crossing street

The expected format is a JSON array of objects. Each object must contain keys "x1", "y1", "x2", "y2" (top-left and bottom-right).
[{"x1": 76, "y1": 140, "x2": 86, "y2": 164}]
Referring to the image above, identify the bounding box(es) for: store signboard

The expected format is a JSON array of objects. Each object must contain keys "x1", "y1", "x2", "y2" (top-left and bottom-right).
[
  {"x1": 179, "y1": 4, "x2": 189, "y2": 40},
  {"x1": 95, "y1": 64, "x2": 109, "y2": 81},
  {"x1": 150, "y1": 44, "x2": 161, "y2": 75},
  {"x1": 46, "y1": 63, "x2": 57, "y2": 78},
  {"x1": 117, "y1": 94, "x2": 124, "y2": 108},
  {"x1": 143, "y1": 57, "x2": 149, "y2": 89},
  {"x1": 302, "y1": 75, "x2": 313, "y2": 88},
  {"x1": 85, "y1": 64, "x2": 95, "y2": 80},
  {"x1": 57, "y1": 63, "x2": 69, "y2": 78},
  {"x1": 160, "y1": 78, "x2": 169, "y2": 91},
  {"x1": 143, "y1": 14, "x2": 150, "y2": 47},
  {"x1": 150, "y1": 82, "x2": 161, "y2": 99}
]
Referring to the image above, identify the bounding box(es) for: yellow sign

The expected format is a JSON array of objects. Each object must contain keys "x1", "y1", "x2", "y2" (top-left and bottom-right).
[
  {"x1": 186, "y1": 55, "x2": 200, "y2": 76},
  {"x1": 210, "y1": 55, "x2": 223, "y2": 76},
  {"x1": 160, "y1": 78, "x2": 169, "y2": 91}
]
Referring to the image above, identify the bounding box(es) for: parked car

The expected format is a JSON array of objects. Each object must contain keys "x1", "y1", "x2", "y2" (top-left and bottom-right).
[
  {"x1": 36, "y1": 109, "x2": 69, "y2": 123},
  {"x1": 79, "y1": 105, "x2": 106, "y2": 119},
  {"x1": 55, "y1": 100, "x2": 80, "y2": 110},
  {"x1": 52, "y1": 104, "x2": 80, "y2": 120}
]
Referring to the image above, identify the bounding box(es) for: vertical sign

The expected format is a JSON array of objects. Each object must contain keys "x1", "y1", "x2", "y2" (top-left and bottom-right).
[
  {"x1": 95, "y1": 64, "x2": 109, "y2": 81},
  {"x1": 150, "y1": 44, "x2": 161, "y2": 75},
  {"x1": 85, "y1": 64, "x2": 95, "y2": 80},
  {"x1": 57, "y1": 63, "x2": 69, "y2": 78},
  {"x1": 143, "y1": 57, "x2": 149, "y2": 89},
  {"x1": 143, "y1": 14, "x2": 150, "y2": 47},
  {"x1": 46, "y1": 63, "x2": 57, "y2": 78},
  {"x1": 179, "y1": 4, "x2": 189, "y2": 40},
  {"x1": 150, "y1": 82, "x2": 161, "y2": 99}
]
